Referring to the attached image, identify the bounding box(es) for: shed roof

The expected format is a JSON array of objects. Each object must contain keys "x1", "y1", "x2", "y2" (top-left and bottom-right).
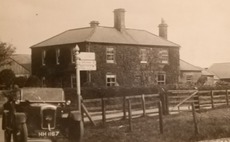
[
  {"x1": 31, "y1": 26, "x2": 180, "y2": 48},
  {"x1": 10, "y1": 54, "x2": 31, "y2": 72},
  {"x1": 208, "y1": 62, "x2": 230, "y2": 79},
  {"x1": 180, "y1": 59, "x2": 202, "y2": 72}
]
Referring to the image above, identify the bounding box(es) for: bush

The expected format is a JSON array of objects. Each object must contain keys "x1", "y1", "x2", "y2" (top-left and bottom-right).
[
  {"x1": 64, "y1": 86, "x2": 159, "y2": 99},
  {"x1": 0, "y1": 69, "x2": 15, "y2": 89},
  {"x1": 24, "y1": 75, "x2": 42, "y2": 87},
  {"x1": 13, "y1": 76, "x2": 28, "y2": 88}
]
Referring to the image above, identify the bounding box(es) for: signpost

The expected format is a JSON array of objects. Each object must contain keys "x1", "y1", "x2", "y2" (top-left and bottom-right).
[
  {"x1": 74, "y1": 45, "x2": 97, "y2": 142},
  {"x1": 74, "y1": 45, "x2": 97, "y2": 111}
]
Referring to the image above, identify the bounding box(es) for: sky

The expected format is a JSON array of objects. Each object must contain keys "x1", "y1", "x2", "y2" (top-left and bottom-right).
[{"x1": 0, "y1": 0, "x2": 230, "y2": 68}]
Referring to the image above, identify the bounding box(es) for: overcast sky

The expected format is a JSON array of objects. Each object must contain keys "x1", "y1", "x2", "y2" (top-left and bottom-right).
[{"x1": 0, "y1": 0, "x2": 230, "y2": 68}]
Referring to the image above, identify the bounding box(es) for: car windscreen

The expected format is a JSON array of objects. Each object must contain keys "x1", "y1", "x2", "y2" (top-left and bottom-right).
[{"x1": 20, "y1": 88, "x2": 64, "y2": 102}]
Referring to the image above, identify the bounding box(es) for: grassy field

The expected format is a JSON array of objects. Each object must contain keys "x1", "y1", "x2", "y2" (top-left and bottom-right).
[{"x1": 83, "y1": 106, "x2": 230, "y2": 142}]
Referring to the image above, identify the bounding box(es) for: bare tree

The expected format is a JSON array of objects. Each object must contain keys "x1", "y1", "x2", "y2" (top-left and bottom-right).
[{"x1": 0, "y1": 41, "x2": 15, "y2": 67}]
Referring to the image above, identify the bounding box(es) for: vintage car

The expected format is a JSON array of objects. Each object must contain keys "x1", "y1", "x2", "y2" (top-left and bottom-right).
[{"x1": 2, "y1": 88, "x2": 83, "y2": 142}]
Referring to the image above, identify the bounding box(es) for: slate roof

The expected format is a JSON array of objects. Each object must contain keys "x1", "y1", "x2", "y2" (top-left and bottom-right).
[
  {"x1": 180, "y1": 59, "x2": 202, "y2": 72},
  {"x1": 31, "y1": 26, "x2": 180, "y2": 48},
  {"x1": 208, "y1": 63, "x2": 230, "y2": 79}
]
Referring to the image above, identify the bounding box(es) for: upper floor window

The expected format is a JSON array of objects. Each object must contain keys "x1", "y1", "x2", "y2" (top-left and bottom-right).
[
  {"x1": 157, "y1": 73, "x2": 166, "y2": 85},
  {"x1": 159, "y1": 49, "x2": 168, "y2": 64},
  {"x1": 140, "y1": 49, "x2": 147, "y2": 63},
  {"x1": 41, "y1": 50, "x2": 46, "y2": 66},
  {"x1": 56, "y1": 48, "x2": 60, "y2": 65},
  {"x1": 71, "y1": 48, "x2": 76, "y2": 64},
  {"x1": 71, "y1": 74, "x2": 76, "y2": 88},
  {"x1": 106, "y1": 74, "x2": 117, "y2": 86},
  {"x1": 106, "y1": 47, "x2": 115, "y2": 63}
]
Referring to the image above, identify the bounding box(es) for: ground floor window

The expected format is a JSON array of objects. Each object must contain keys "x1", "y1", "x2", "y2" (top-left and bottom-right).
[
  {"x1": 186, "y1": 75, "x2": 193, "y2": 83},
  {"x1": 42, "y1": 77, "x2": 46, "y2": 87},
  {"x1": 157, "y1": 73, "x2": 166, "y2": 85},
  {"x1": 71, "y1": 75, "x2": 76, "y2": 88},
  {"x1": 106, "y1": 74, "x2": 116, "y2": 86}
]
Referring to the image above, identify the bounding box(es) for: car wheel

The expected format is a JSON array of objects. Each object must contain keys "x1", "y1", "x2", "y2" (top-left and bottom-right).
[
  {"x1": 4, "y1": 130, "x2": 12, "y2": 142},
  {"x1": 69, "y1": 120, "x2": 84, "y2": 142},
  {"x1": 13, "y1": 123, "x2": 28, "y2": 142}
]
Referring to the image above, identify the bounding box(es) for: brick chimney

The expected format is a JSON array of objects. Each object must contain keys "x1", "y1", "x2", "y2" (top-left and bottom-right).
[
  {"x1": 158, "y1": 18, "x2": 168, "y2": 39},
  {"x1": 114, "y1": 8, "x2": 125, "y2": 31},
  {"x1": 90, "y1": 21, "x2": 99, "y2": 27}
]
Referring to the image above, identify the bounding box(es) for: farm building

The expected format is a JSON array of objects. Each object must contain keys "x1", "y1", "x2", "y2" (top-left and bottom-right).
[
  {"x1": 0, "y1": 54, "x2": 31, "y2": 77},
  {"x1": 208, "y1": 62, "x2": 230, "y2": 83}
]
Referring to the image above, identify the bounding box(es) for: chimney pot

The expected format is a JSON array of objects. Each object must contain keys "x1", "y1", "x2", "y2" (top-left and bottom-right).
[
  {"x1": 90, "y1": 21, "x2": 99, "y2": 27},
  {"x1": 114, "y1": 8, "x2": 125, "y2": 31}
]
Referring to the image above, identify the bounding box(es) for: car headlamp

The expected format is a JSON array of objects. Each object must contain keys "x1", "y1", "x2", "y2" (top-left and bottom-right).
[
  {"x1": 15, "y1": 99, "x2": 20, "y2": 104},
  {"x1": 66, "y1": 100, "x2": 71, "y2": 105}
]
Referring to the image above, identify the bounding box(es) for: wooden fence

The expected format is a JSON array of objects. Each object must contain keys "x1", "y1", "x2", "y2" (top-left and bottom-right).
[
  {"x1": 167, "y1": 89, "x2": 230, "y2": 112},
  {"x1": 82, "y1": 93, "x2": 160, "y2": 123}
]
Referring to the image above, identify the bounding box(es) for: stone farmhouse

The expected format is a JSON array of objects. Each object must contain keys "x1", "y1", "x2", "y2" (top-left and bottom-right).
[{"x1": 30, "y1": 8, "x2": 180, "y2": 88}]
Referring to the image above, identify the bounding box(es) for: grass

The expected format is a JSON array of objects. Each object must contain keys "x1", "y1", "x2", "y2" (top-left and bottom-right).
[{"x1": 83, "y1": 106, "x2": 230, "y2": 142}]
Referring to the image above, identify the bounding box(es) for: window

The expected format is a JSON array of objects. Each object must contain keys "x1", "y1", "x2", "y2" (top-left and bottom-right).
[
  {"x1": 56, "y1": 48, "x2": 60, "y2": 65},
  {"x1": 71, "y1": 48, "x2": 76, "y2": 63},
  {"x1": 106, "y1": 74, "x2": 116, "y2": 86},
  {"x1": 71, "y1": 75, "x2": 76, "y2": 88},
  {"x1": 140, "y1": 49, "x2": 147, "y2": 63},
  {"x1": 134, "y1": 75, "x2": 141, "y2": 86},
  {"x1": 157, "y1": 73, "x2": 166, "y2": 85},
  {"x1": 159, "y1": 49, "x2": 168, "y2": 64},
  {"x1": 106, "y1": 47, "x2": 115, "y2": 63},
  {"x1": 186, "y1": 75, "x2": 193, "y2": 83},
  {"x1": 41, "y1": 50, "x2": 46, "y2": 66},
  {"x1": 42, "y1": 77, "x2": 46, "y2": 87}
]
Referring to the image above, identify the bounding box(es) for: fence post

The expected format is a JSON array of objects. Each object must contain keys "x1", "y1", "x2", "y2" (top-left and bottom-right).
[
  {"x1": 211, "y1": 90, "x2": 214, "y2": 109},
  {"x1": 101, "y1": 98, "x2": 106, "y2": 124},
  {"x1": 141, "y1": 94, "x2": 146, "y2": 117},
  {"x1": 127, "y1": 99, "x2": 133, "y2": 132},
  {"x1": 160, "y1": 92, "x2": 166, "y2": 115},
  {"x1": 191, "y1": 103, "x2": 199, "y2": 135},
  {"x1": 226, "y1": 90, "x2": 229, "y2": 105},
  {"x1": 123, "y1": 96, "x2": 126, "y2": 120},
  {"x1": 158, "y1": 101, "x2": 163, "y2": 134}
]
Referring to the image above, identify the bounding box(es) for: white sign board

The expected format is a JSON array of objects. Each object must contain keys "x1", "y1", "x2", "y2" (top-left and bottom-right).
[
  {"x1": 77, "y1": 60, "x2": 96, "y2": 71},
  {"x1": 78, "y1": 52, "x2": 95, "y2": 60}
]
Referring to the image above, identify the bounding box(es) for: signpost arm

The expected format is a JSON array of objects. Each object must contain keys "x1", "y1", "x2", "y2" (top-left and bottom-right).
[{"x1": 75, "y1": 45, "x2": 81, "y2": 113}]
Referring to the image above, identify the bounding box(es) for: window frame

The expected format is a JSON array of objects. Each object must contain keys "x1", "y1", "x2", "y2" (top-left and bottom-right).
[
  {"x1": 56, "y1": 48, "x2": 60, "y2": 65},
  {"x1": 157, "y1": 73, "x2": 166, "y2": 85},
  {"x1": 41, "y1": 77, "x2": 46, "y2": 87},
  {"x1": 140, "y1": 48, "x2": 147, "y2": 63},
  {"x1": 41, "y1": 50, "x2": 46, "y2": 66},
  {"x1": 106, "y1": 47, "x2": 115, "y2": 63},
  {"x1": 71, "y1": 74, "x2": 76, "y2": 88},
  {"x1": 186, "y1": 75, "x2": 193, "y2": 83},
  {"x1": 159, "y1": 49, "x2": 169, "y2": 64},
  {"x1": 71, "y1": 48, "x2": 76, "y2": 64},
  {"x1": 106, "y1": 74, "x2": 117, "y2": 87}
]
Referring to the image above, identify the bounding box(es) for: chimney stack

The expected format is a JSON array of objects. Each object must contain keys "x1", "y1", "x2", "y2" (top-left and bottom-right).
[
  {"x1": 114, "y1": 8, "x2": 125, "y2": 31},
  {"x1": 90, "y1": 21, "x2": 99, "y2": 28},
  {"x1": 158, "y1": 18, "x2": 168, "y2": 39}
]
